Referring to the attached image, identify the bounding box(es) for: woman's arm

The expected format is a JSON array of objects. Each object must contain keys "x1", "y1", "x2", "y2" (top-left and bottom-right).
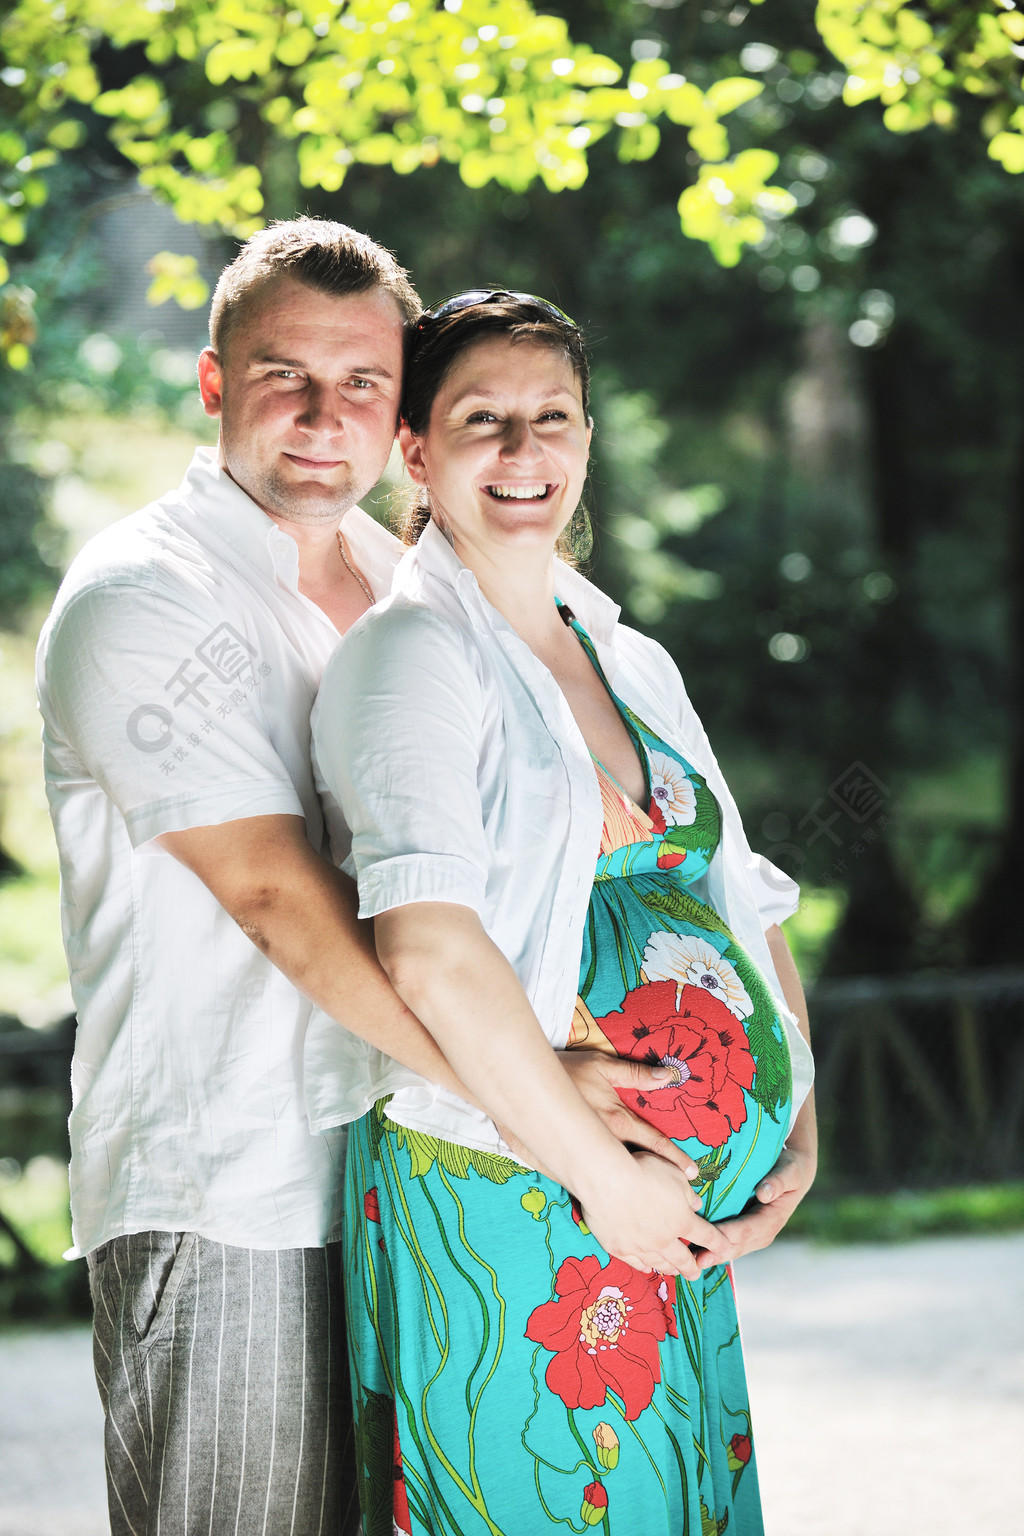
[
  {"x1": 696, "y1": 922, "x2": 817, "y2": 1268},
  {"x1": 376, "y1": 900, "x2": 731, "y2": 1279}
]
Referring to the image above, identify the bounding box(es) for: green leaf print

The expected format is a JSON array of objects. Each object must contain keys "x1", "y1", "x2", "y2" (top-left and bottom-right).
[
  {"x1": 369, "y1": 1096, "x2": 392, "y2": 1157},
  {"x1": 620, "y1": 700, "x2": 658, "y2": 742},
  {"x1": 662, "y1": 783, "x2": 721, "y2": 855},
  {"x1": 693, "y1": 1147, "x2": 731, "y2": 1187},
  {"x1": 468, "y1": 1148, "x2": 529, "y2": 1184},
  {"x1": 634, "y1": 883, "x2": 732, "y2": 939},
  {"x1": 701, "y1": 1499, "x2": 730, "y2": 1536},
  {"x1": 726, "y1": 949, "x2": 792, "y2": 1120},
  {"x1": 391, "y1": 1122, "x2": 527, "y2": 1184},
  {"x1": 354, "y1": 1388, "x2": 395, "y2": 1536}
]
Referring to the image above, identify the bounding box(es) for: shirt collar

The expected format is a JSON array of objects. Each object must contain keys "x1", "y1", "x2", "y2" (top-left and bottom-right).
[
  {"x1": 177, "y1": 446, "x2": 403, "y2": 601},
  {"x1": 392, "y1": 519, "x2": 621, "y2": 644}
]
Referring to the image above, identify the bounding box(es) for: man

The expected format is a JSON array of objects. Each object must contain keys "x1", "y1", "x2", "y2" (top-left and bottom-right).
[{"x1": 37, "y1": 218, "x2": 713, "y2": 1535}]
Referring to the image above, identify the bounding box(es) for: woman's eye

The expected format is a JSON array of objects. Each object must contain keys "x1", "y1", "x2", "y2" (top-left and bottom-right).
[{"x1": 467, "y1": 410, "x2": 498, "y2": 424}]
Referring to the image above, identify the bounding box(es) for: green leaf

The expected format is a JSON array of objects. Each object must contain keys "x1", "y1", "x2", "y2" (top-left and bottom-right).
[
  {"x1": 618, "y1": 121, "x2": 660, "y2": 163},
  {"x1": 145, "y1": 251, "x2": 209, "y2": 310},
  {"x1": 704, "y1": 76, "x2": 763, "y2": 118},
  {"x1": 988, "y1": 130, "x2": 1024, "y2": 173},
  {"x1": 662, "y1": 81, "x2": 707, "y2": 127}
]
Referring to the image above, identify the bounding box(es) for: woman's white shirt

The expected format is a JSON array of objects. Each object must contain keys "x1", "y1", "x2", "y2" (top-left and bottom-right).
[{"x1": 306, "y1": 520, "x2": 814, "y2": 1155}]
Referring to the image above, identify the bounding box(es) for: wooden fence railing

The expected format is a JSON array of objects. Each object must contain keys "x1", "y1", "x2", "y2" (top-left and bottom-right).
[{"x1": 809, "y1": 967, "x2": 1024, "y2": 1188}]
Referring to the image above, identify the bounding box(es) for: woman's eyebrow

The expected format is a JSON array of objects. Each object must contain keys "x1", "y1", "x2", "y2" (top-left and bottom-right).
[{"x1": 448, "y1": 383, "x2": 578, "y2": 405}]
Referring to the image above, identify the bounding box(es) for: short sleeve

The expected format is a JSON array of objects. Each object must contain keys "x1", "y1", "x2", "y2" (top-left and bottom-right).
[
  {"x1": 39, "y1": 582, "x2": 304, "y2": 846},
  {"x1": 312, "y1": 601, "x2": 490, "y2": 918}
]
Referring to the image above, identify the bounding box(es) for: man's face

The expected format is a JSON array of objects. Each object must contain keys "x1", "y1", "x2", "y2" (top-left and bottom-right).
[{"x1": 198, "y1": 275, "x2": 406, "y2": 524}]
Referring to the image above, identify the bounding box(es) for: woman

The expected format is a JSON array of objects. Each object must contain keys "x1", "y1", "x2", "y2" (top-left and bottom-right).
[{"x1": 312, "y1": 291, "x2": 815, "y2": 1535}]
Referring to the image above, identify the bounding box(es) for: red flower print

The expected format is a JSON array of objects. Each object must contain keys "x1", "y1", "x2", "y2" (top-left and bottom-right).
[
  {"x1": 656, "y1": 847, "x2": 687, "y2": 870},
  {"x1": 648, "y1": 797, "x2": 667, "y2": 836},
  {"x1": 525, "y1": 1254, "x2": 677, "y2": 1421},
  {"x1": 581, "y1": 1481, "x2": 609, "y2": 1525},
  {"x1": 595, "y1": 980, "x2": 754, "y2": 1148},
  {"x1": 727, "y1": 1432, "x2": 752, "y2": 1471},
  {"x1": 364, "y1": 1187, "x2": 380, "y2": 1223}
]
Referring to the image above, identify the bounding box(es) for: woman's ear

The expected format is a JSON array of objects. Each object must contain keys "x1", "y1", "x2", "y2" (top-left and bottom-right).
[{"x1": 399, "y1": 423, "x2": 428, "y2": 485}]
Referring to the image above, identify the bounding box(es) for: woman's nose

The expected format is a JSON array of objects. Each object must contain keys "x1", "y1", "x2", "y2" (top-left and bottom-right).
[{"x1": 499, "y1": 418, "x2": 543, "y2": 461}]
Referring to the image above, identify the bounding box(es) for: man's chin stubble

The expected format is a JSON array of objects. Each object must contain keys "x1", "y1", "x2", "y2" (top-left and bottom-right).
[{"x1": 256, "y1": 468, "x2": 365, "y2": 525}]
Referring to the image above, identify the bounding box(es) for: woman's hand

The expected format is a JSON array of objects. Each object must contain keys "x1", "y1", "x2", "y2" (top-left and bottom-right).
[
  {"x1": 691, "y1": 922, "x2": 819, "y2": 1269},
  {"x1": 693, "y1": 1137, "x2": 817, "y2": 1270},
  {"x1": 578, "y1": 1149, "x2": 729, "y2": 1281},
  {"x1": 558, "y1": 1049, "x2": 699, "y2": 1178}
]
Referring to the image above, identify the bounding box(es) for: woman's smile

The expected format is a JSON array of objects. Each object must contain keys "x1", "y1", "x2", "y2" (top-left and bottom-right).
[{"x1": 485, "y1": 482, "x2": 553, "y2": 501}]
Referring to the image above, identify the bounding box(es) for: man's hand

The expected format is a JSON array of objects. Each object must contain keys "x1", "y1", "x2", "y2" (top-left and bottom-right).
[
  {"x1": 694, "y1": 1140, "x2": 817, "y2": 1269},
  {"x1": 558, "y1": 1049, "x2": 698, "y2": 1178}
]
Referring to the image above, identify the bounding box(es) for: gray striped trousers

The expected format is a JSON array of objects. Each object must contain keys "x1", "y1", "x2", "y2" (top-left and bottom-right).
[{"x1": 88, "y1": 1232, "x2": 360, "y2": 1536}]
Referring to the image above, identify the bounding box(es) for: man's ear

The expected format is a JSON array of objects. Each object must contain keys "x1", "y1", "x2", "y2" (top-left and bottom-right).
[
  {"x1": 197, "y1": 348, "x2": 224, "y2": 419},
  {"x1": 398, "y1": 422, "x2": 428, "y2": 485}
]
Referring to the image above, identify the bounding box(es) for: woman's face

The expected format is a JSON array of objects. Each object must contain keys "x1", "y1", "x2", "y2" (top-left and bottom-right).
[{"x1": 400, "y1": 335, "x2": 592, "y2": 564}]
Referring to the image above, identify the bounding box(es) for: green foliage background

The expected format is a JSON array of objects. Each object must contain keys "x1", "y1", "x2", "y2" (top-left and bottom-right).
[{"x1": 1, "y1": 0, "x2": 1023, "y2": 986}]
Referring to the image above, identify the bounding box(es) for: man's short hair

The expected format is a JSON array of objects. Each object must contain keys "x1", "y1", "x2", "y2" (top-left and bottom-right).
[{"x1": 209, "y1": 217, "x2": 421, "y2": 357}]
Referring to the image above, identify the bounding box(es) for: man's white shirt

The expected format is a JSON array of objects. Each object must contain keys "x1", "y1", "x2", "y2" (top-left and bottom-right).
[{"x1": 36, "y1": 447, "x2": 403, "y2": 1257}]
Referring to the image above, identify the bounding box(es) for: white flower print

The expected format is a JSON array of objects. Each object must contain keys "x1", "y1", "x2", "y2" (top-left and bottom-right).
[
  {"x1": 646, "y1": 751, "x2": 696, "y2": 827},
  {"x1": 642, "y1": 932, "x2": 753, "y2": 1020}
]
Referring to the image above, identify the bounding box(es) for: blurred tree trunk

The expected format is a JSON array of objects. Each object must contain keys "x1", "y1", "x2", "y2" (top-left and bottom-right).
[
  {"x1": 820, "y1": 317, "x2": 921, "y2": 975},
  {"x1": 965, "y1": 423, "x2": 1024, "y2": 965}
]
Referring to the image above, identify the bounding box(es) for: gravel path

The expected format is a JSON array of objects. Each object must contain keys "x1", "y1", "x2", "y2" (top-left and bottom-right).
[
  {"x1": 1, "y1": 1232, "x2": 1021, "y2": 1535},
  {"x1": 738, "y1": 1233, "x2": 1023, "y2": 1534}
]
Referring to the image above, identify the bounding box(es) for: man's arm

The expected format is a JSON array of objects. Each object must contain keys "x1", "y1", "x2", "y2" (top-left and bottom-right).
[
  {"x1": 158, "y1": 814, "x2": 473, "y2": 1098},
  {"x1": 158, "y1": 812, "x2": 691, "y2": 1161},
  {"x1": 695, "y1": 921, "x2": 817, "y2": 1268}
]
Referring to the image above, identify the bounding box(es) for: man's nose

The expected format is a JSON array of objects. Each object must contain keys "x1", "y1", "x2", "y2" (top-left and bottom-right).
[{"x1": 296, "y1": 383, "x2": 343, "y2": 434}]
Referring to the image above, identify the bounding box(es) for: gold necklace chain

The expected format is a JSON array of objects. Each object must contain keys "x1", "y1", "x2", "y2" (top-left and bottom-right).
[{"x1": 337, "y1": 528, "x2": 374, "y2": 605}]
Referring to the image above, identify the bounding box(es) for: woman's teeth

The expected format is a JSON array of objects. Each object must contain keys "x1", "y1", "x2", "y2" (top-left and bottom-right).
[{"x1": 487, "y1": 484, "x2": 550, "y2": 500}]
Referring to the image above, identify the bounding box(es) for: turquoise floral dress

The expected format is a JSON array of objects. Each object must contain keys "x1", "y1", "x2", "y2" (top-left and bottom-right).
[{"x1": 342, "y1": 622, "x2": 795, "y2": 1536}]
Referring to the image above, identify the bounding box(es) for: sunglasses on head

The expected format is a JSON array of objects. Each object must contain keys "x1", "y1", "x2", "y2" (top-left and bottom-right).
[{"x1": 418, "y1": 288, "x2": 579, "y2": 329}]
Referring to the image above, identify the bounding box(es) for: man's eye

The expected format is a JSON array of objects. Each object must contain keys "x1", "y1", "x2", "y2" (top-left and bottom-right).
[
  {"x1": 347, "y1": 377, "x2": 375, "y2": 390},
  {"x1": 270, "y1": 369, "x2": 300, "y2": 380}
]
